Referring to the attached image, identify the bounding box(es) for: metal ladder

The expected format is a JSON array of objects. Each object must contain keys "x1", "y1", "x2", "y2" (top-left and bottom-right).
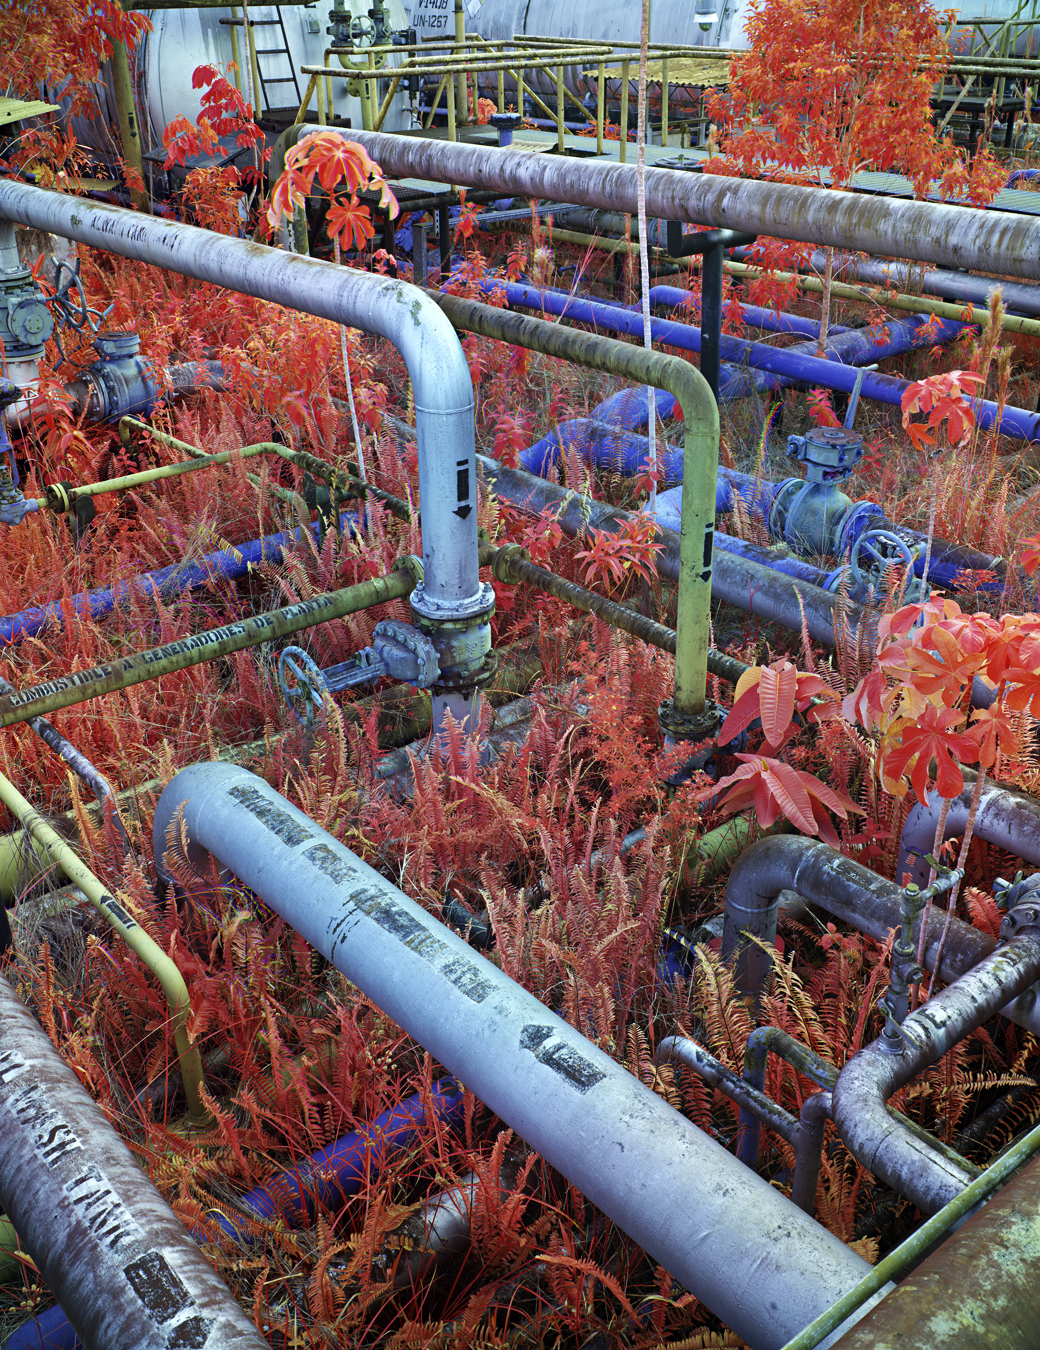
[{"x1": 248, "y1": 7, "x2": 303, "y2": 117}]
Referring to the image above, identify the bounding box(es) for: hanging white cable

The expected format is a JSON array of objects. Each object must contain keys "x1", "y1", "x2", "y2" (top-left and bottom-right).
[
  {"x1": 637, "y1": 0, "x2": 656, "y2": 513},
  {"x1": 333, "y1": 237, "x2": 367, "y2": 482}
]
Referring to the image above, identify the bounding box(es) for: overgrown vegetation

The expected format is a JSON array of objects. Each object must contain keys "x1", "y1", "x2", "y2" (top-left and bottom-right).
[{"x1": 2, "y1": 4, "x2": 1040, "y2": 1347}]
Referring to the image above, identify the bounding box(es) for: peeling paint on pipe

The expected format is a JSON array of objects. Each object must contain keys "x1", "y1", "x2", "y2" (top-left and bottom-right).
[
  {"x1": 0, "y1": 972, "x2": 268, "y2": 1350},
  {"x1": 153, "y1": 763, "x2": 880, "y2": 1350},
  {"x1": 346, "y1": 130, "x2": 1040, "y2": 280},
  {"x1": 828, "y1": 1153, "x2": 1040, "y2": 1350}
]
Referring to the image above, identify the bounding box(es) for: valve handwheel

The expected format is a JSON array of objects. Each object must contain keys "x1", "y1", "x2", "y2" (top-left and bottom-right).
[
  {"x1": 278, "y1": 646, "x2": 329, "y2": 731},
  {"x1": 849, "y1": 529, "x2": 917, "y2": 598}
]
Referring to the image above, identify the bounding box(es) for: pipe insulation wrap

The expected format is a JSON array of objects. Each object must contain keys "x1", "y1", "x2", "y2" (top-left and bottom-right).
[
  {"x1": 0, "y1": 973, "x2": 267, "y2": 1350},
  {"x1": 153, "y1": 763, "x2": 881, "y2": 1350},
  {"x1": 345, "y1": 130, "x2": 1040, "y2": 279},
  {"x1": 0, "y1": 179, "x2": 478, "y2": 610}
]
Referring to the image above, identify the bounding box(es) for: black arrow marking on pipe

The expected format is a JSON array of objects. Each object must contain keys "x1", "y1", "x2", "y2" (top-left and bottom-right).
[
  {"x1": 454, "y1": 504, "x2": 472, "y2": 519},
  {"x1": 701, "y1": 522, "x2": 714, "y2": 584}
]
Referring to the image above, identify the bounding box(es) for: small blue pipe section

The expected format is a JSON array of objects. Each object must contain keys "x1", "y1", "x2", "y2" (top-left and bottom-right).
[
  {"x1": 645, "y1": 287, "x2": 851, "y2": 339},
  {"x1": 4, "y1": 1083, "x2": 464, "y2": 1350},
  {"x1": 207, "y1": 1081, "x2": 465, "y2": 1241},
  {"x1": 0, "y1": 513, "x2": 359, "y2": 647}
]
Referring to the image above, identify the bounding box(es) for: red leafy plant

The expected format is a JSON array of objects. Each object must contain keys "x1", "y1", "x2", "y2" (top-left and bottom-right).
[
  {"x1": 696, "y1": 659, "x2": 861, "y2": 847},
  {"x1": 266, "y1": 130, "x2": 399, "y2": 251}
]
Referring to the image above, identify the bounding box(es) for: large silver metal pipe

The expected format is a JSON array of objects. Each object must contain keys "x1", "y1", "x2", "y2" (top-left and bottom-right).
[
  {"x1": 899, "y1": 774, "x2": 1040, "y2": 885},
  {"x1": 153, "y1": 762, "x2": 882, "y2": 1350},
  {"x1": 0, "y1": 971, "x2": 268, "y2": 1350},
  {"x1": 0, "y1": 181, "x2": 483, "y2": 724},
  {"x1": 345, "y1": 130, "x2": 1040, "y2": 279},
  {"x1": 832, "y1": 930, "x2": 1040, "y2": 1214}
]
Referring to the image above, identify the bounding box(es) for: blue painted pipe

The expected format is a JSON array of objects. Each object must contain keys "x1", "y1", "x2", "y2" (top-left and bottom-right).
[
  {"x1": 4, "y1": 1083, "x2": 464, "y2": 1350},
  {"x1": 485, "y1": 279, "x2": 1040, "y2": 443},
  {"x1": 208, "y1": 1081, "x2": 465, "y2": 1242},
  {"x1": 645, "y1": 287, "x2": 851, "y2": 339},
  {"x1": 3, "y1": 1304, "x2": 80, "y2": 1350},
  {"x1": 518, "y1": 417, "x2": 685, "y2": 481},
  {"x1": 0, "y1": 513, "x2": 359, "y2": 647}
]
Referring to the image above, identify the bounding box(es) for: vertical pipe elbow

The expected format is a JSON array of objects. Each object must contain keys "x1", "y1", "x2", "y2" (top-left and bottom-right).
[
  {"x1": 832, "y1": 936, "x2": 1040, "y2": 1213},
  {"x1": 0, "y1": 179, "x2": 479, "y2": 614}
]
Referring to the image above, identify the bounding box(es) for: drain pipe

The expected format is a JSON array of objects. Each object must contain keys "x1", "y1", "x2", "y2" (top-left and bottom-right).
[
  {"x1": 0, "y1": 971, "x2": 269, "y2": 1350},
  {"x1": 898, "y1": 773, "x2": 1040, "y2": 885},
  {"x1": 0, "y1": 179, "x2": 488, "y2": 734},
  {"x1": 344, "y1": 130, "x2": 1040, "y2": 278},
  {"x1": 720, "y1": 836, "x2": 1040, "y2": 1039},
  {"x1": 832, "y1": 905, "x2": 1040, "y2": 1213},
  {"x1": 153, "y1": 762, "x2": 882, "y2": 1350}
]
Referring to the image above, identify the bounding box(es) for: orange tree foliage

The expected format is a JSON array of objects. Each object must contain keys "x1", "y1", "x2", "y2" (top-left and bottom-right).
[
  {"x1": 707, "y1": 0, "x2": 1002, "y2": 203},
  {"x1": 1, "y1": 1, "x2": 149, "y2": 119}
]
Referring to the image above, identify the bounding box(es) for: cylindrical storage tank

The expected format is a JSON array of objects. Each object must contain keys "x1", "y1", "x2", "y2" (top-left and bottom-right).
[
  {"x1": 465, "y1": 0, "x2": 1040, "y2": 100},
  {"x1": 70, "y1": 4, "x2": 413, "y2": 176}
]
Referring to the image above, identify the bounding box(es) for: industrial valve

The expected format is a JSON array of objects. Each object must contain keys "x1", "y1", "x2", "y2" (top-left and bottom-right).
[
  {"x1": 995, "y1": 873, "x2": 1040, "y2": 942},
  {"x1": 767, "y1": 426, "x2": 864, "y2": 556},
  {"x1": 279, "y1": 621, "x2": 441, "y2": 727}
]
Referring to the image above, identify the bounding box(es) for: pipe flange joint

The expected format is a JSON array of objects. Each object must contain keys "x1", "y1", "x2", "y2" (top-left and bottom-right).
[
  {"x1": 45, "y1": 481, "x2": 74, "y2": 515},
  {"x1": 432, "y1": 650, "x2": 499, "y2": 695},
  {"x1": 411, "y1": 581, "x2": 495, "y2": 676},
  {"x1": 410, "y1": 580, "x2": 495, "y2": 627},
  {"x1": 393, "y1": 553, "x2": 424, "y2": 587},
  {"x1": 999, "y1": 900, "x2": 1040, "y2": 942},
  {"x1": 490, "y1": 542, "x2": 529, "y2": 586},
  {"x1": 658, "y1": 698, "x2": 724, "y2": 757}
]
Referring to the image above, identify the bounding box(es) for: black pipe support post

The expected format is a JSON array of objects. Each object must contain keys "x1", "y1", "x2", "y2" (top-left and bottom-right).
[{"x1": 666, "y1": 224, "x2": 758, "y2": 406}]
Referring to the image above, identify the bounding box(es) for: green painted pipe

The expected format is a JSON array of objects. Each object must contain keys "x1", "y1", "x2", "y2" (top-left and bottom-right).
[
  {"x1": 435, "y1": 294, "x2": 720, "y2": 722},
  {"x1": 119, "y1": 418, "x2": 413, "y2": 522},
  {"x1": 109, "y1": 38, "x2": 149, "y2": 214},
  {"x1": 827, "y1": 1147, "x2": 1040, "y2": 1350},
  {"x1": 482, "y1": 542, "x2": 748, "y2": 686},
  {"x1": 780, "y1": 1117, "x2": 1040, "y2": 1350},
  {"x1": 0, "y1": 769, "x2": 212, "y2": 1122},
  {"x1": 0, "y1": 568, "x2": 416, "y2": 730}
]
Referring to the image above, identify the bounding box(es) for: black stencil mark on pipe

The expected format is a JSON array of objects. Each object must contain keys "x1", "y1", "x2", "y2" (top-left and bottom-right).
[
  {"x1": 304, "y1": 843, "x2": 493, "y2": 1001},
  {"x1": 0, "y1": 1048, "x2": 28, "y2": 1086},
  {"x1": 519, "y1": 1025, "x2": 607, "y2": 1093},
  {"x1": 168, "y1": 1315, "x2": 214, "y2": 1349},
  {"x1": 8, "y1": 1080, "x2": 82, "y2": 1166},
  {"x1": 64, "y1": 1164, "x2": 142, "y2": 1251},
  {"x1": 456, "y1": 458, "x2": 469, "y2": 503},
  {"x1": 701, "y1": 522, "x2": 714, "y2": 583},
  {"x1": 228, "y1": 784, "x2": 314, "y2": 847},
  {"x1": 123, "y1": 1250, "x2": 192, "y2": 1324}
]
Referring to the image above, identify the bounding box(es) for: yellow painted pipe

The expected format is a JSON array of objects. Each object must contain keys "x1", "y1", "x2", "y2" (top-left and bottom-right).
[{"x1": 0, "y1": 771, "x2": 211, "y2": 1123}]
